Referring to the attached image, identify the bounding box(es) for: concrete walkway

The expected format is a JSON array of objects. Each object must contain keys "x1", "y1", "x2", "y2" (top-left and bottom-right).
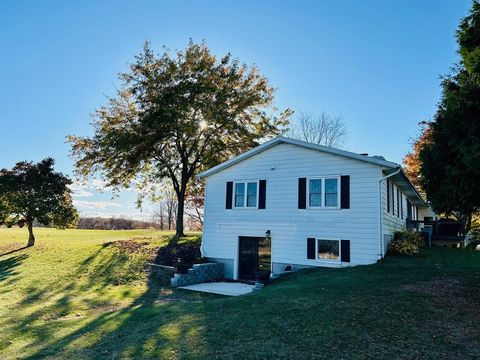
[{"x1": 179, "y1": 282, "x2": 255, "y2": 296}]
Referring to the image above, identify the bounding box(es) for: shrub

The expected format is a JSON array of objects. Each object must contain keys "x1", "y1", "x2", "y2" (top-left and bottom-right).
[
  {"x1": 150, "y1": 241, "x2": 202, "y2": 270},
  {"x1": 466, "y1": 240, "x2": 480, "y2": 250},
  {"x1": 175, "y1": 260, "x2": 191, "y2": 274},
  {"x1": 388, "y1": 230, "x2": 424, "y2": 255},
  {"x1": 175, "y1": 243, "x2": 201, "y2": 264},
  {"x1": 466, "y1": 229, "x2": 480, "y2": 250}
]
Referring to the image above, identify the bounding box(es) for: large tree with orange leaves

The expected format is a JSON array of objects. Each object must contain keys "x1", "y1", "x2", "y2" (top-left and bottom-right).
[{"x1": 403, "y1": 121, "x2": 432, "y2": 196}]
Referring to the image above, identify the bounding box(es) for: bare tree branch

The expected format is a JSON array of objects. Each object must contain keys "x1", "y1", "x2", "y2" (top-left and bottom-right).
[{"x1": 288, "y1": 111, "x2": 347, "y2": 148}]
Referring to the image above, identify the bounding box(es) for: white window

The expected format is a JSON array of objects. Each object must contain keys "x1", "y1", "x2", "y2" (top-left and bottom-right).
[
  {"x1": 234, "y1": 181, "x2": 258, "y2": 208},
  {"x1": 325, "y1": 178, "x2": 338, "y2": 207},
  {"x1": 317, "y1": 239, "x2": 340, "y2": 261},
  {"x1": 308, "y1": 176, "x2": 340, "y2": 209},
  {"x1": 309, "y1": 179, "x2": 322, "y2": 207},
  {"x1": 234, "y1": 183, "x2": 245, "y2": 207}
]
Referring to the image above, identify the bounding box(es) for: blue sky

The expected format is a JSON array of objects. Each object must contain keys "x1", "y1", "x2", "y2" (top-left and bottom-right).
[{"x1": 0, "y1": 0, "x2": 472, "y2": 219}]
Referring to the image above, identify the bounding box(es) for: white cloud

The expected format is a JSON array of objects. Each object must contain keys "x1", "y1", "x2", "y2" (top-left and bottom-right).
[
  {"x1": 73, "y1": 200, "x2": 122, "y2": 210},
  {"x1": 71, "y1": 179, "x2": 112, "y2": 192},
  {"x1": 69, "y1": 180, "x2": 89, "y2": 189},
  {"x1": 69, "y1": 183, "x2": 94, "y2": 197},
  {"x1": 69, "y1": 179, "x2": 157, "y2": 221},
  {"x1": 89, "y1": 179, "x2": 112, "y2": 191},
  {"x1": 71, "y1": 188, "x2": 94, "y2": 198}
]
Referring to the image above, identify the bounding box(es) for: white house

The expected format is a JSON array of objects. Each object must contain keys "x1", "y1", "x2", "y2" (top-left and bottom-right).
[{"x1": 198, "y1": 136, "x2": 431, "y2": 281}]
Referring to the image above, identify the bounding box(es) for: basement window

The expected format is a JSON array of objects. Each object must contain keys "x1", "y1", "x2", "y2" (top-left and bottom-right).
[{"x1": 317, "y1": 239, "x2": 340, "y2": 261}]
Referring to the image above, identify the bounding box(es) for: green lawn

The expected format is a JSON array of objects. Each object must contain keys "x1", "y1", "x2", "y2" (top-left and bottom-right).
[{"x1": 1, "y1": 228, "x2": 479, "y2": 359}]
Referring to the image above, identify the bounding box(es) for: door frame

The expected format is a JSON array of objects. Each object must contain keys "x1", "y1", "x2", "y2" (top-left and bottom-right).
[
  {"x1": 237, "y1": 236, "x2": 261, "y2": 281},
  {"x1": 233, "y1": 233, "x2": 273, "y2": 280}
]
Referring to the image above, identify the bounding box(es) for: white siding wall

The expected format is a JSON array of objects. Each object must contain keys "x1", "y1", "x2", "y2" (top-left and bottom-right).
[
  {"x1": 418, "y1": 206, "x2": 436, "y2": 220},
  {"x1": 202, "y1": 143, "x2": 383, "y2": 279},
  {"x1": 381, "y1": 180, "x2": 409, "y2": 253}
]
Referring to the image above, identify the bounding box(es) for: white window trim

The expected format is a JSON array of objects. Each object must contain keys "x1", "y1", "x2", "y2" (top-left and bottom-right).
[
  {"x1": 315, "y1": 238, "x2": 341, "y2": 262},
  {"x1": 306, "y1": 176, "x2": 341, "y2": 210},
  {"x1": 233, "y1": 180, "x2": 259, "y2": 209}
]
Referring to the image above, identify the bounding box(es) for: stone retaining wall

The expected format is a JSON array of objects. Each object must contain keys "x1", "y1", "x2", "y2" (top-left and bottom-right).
[
  {"x1": 146, "y1": 263, "x2": 177, "y2": 285},
  {"x1": 171, "y1": 262, "x2": 224, "y2": 287}
]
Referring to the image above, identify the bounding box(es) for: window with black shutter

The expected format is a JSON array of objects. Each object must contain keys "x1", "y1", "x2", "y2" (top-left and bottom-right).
[
  {"x1": 231, "y1": 180, "x2": 260, "y2": 208},
  {"x1": 307, "y1": 238, "x2": 346, "y2": 262}
]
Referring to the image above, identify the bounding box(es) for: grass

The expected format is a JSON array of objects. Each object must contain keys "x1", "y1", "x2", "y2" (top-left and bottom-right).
[{"x1": 1, "y1": 228, "x2": 479, "y2": 359}]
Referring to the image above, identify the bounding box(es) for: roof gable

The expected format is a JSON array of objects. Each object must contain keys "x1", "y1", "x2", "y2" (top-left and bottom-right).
[{"x1": 198, "y1": 136, "x2": 399, "y2": 178}]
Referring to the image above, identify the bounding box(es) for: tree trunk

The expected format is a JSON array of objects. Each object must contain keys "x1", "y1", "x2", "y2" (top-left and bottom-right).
[
  {"x1": 465, "y1": 212, "x2": 473, "y2": 235},
  {"x1": 175, "y1": 188, "x2": 186, "y2": 238},
  {"x1": 27, "y1": 221, "x2": 35, "y2": 247}
]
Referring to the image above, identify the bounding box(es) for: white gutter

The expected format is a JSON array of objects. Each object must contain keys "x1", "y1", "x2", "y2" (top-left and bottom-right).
[
  {"x1": 378, "y1": 167, "x2": 401, "y2": 258},
  {"x1": 199, "y1": 180, "x2": 208, "y2": 258}
]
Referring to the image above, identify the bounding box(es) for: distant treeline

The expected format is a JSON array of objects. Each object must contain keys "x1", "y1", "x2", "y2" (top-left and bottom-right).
[{"x1": 77, "y1": 217, "x2": 157, "y2": 230}]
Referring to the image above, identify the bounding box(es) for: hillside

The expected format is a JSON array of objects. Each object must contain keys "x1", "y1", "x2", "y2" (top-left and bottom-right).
[{"x1": 0, "y1": 228, "x2": 479, "y2": 359}]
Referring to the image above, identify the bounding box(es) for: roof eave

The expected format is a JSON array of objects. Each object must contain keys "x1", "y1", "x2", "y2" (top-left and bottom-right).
[
  {"x1": 383, "y1": 167, "x2": 428, "y2": 208},
  {"x1": 197, "y1": 137, "x2": 281, "y2": 178}
]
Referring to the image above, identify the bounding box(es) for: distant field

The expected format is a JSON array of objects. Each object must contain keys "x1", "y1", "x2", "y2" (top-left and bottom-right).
[{"x1": 0, "y1": 227, "x2": 479, "y2": 359}]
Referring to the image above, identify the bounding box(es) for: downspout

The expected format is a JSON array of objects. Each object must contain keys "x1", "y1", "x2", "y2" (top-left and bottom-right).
[
  {"x1": 378, "y1": 167, "x2": 401, "y2": 259},
  {"x1": 198, "y1": 176, "x2": 207, "y2": 258}
]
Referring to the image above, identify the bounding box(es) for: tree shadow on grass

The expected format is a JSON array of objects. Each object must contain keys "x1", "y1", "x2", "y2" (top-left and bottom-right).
[
  {"x1": 21, "y1": 248, "x2": 480, "y2": 359},
  {"x1": 4, "y1": 241, "x2": 219, "y2": 358},
  {"x1": 0, "y1": 246, "x2": 29, "y2": 258},
  {"x1": 0, "y1": 254, "x2": 28, "y2": 283},
  {"x1": 25, "y1": 268, "x2": 214, "y2": 358}
]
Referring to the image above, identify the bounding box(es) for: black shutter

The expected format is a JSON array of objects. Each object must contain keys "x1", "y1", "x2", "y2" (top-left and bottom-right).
[
  {"x1": 298, "y1": 178, "x2": 307, "y2": 209},
  {"x1": 392, "y1": 185, "x2": 396, "y2": 216},
  {"x1": 258, "y1": 180, "x2": 266, "y2": 209},
  {"x1": 400, "y1": 193, "x2": 403, "y2": 219},
  {"x1": 392, "y1": 185, "x2": 396, "y2": 215},
  {"x1": 397, "y1": 188, "x2": 400, "y2": 218},
  {"x1": 386, "y1": 179, "x2": 390, "y2": 213},
  {"x1": 307, "y1": 238, "x2": 316, "y2": 259},
  {"x1": 341, "y1": 240, "x2": 350, "y2": 262},
  {"x1": 225, "y1": 181, "x2": 233, "y2": 209},
  {"x1": 340, "y1": 175, "x2": 350, "y2": 209}
]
